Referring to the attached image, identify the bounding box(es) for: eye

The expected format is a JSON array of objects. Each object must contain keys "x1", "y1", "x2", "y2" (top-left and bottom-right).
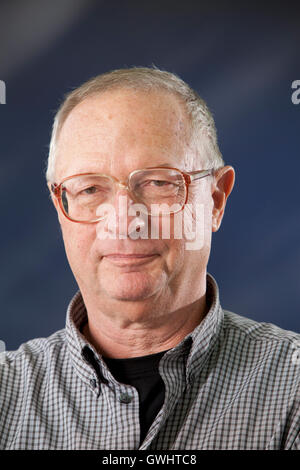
[
  {"x1": 82, "y1": 186, "x2": 98, "y2": 195},
  {"x1": 77, "y1": 185, "x2": 109, "y2": 196},
  {"x1": 150, "y1": 180, "x2": 170, "y2": 186},
  {"x1": 145, "y1": 179, "x2": 175, "y2": 188}
]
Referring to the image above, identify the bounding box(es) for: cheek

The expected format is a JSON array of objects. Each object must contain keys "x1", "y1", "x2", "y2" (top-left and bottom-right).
[
  {"x1": 163, "y1": 238, "x2": 185, "y2": 277},
  {"x1": 61, "y1": 222, "x2": 96, "y2": 265},
  {"x1": 188, "y1": 187, "x2": 213, "y2": 234}
]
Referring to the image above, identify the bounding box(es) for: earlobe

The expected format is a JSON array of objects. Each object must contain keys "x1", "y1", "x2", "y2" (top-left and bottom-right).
[{"x1": 211, "y1": 166, "x2": 235, "y2": 232}]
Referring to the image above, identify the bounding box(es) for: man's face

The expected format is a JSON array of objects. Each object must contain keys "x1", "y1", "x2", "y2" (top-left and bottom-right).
[{"x1": 52, "y1": 89, "x2": 215, "y2": 317}]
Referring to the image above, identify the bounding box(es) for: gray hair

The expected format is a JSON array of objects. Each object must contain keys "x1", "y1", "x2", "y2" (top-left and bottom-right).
[{"x1": 46, "y1": 67, "x2": 224, "y2": 182}]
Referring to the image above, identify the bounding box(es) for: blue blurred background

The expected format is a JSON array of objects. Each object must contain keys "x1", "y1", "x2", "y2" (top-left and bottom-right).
[{"x1": 0, "y1": 0, "x2": 299, "y2": 350}]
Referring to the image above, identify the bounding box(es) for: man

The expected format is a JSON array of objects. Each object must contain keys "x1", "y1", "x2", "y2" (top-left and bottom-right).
[{"x1": 0, "y1": 67, "x2": 299, "y2": 450}]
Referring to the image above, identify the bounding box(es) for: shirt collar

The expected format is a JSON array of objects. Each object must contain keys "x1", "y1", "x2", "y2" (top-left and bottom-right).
[
  {"x1": 65, "y1": 291, "x2": 101, "y2": 389},
  {"x1": 187, "y1": 272, "x2": 224, "y2": 380},
  {"x1": 65, "y1": 272, "x2": 224, "y2": 387},
  {"x1": 155, "y1": 273, "x2": 223, "y2": 384}
]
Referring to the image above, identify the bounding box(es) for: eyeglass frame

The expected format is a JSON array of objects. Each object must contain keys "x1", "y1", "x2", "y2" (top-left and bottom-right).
[{"x1": 50, "y1": 166, "x2": 215, "y2": 224}]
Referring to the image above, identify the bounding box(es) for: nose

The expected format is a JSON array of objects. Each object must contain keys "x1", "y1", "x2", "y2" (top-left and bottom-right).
[
  {"x1": 114, "y1": 186, "x2": 135, "y2": 219},
  {"x1": 102, "y1": 187, "x2": 145, "y2": 239}
]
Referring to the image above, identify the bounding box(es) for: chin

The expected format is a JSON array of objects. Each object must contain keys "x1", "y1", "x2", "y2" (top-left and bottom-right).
[{"x1": 101, "y1": 271, "x2": 164, "y2": 302}]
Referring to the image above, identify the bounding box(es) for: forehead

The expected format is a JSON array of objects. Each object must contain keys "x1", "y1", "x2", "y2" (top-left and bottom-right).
[{"x1": 55, "y1": 88, "x2": 191, "y2": 180}]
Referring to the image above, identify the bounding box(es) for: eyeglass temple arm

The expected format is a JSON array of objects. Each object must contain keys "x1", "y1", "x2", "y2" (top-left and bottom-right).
[
  {"x1": 51, "y1": 183, "x2": 61, "y2": 198},
  {"x1": 188, "y1": 169, "x2": 214, "y2": 182}
]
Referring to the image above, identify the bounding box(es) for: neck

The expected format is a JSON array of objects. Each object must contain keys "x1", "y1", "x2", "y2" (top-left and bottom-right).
[{"x1": 81, "y1": 279, "x2": 208, "y2": 359}]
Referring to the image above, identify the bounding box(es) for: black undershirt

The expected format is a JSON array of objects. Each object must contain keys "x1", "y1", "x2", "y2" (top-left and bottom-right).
[{"x1": 103, "y1": 350, "x2": 167, "y2": 445}]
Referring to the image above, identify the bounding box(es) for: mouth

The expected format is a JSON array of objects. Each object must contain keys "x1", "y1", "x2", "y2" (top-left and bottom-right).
[{"x1": 103, "y1": 253, "x2": 159, "y2": 267}]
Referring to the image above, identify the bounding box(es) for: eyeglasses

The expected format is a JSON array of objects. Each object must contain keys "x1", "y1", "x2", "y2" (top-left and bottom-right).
[{"x1": 50, "y1": 166, "x2": 214, "y2": 223}]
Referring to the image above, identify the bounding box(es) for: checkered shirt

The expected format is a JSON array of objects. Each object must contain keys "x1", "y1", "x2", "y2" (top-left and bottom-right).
[{"x1": 0, "y1": 274, "x2": 299, "y2": 449}]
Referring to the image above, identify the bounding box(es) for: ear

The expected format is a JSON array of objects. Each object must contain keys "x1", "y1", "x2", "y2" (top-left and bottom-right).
[{"x1": 211, "y1": 166, "x2": 235, "y2": 232}]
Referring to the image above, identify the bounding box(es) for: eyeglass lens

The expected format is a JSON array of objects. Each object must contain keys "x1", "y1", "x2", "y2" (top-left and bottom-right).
[{"x1": 60, "y1": 169, "x2": 186, "y2": 221}]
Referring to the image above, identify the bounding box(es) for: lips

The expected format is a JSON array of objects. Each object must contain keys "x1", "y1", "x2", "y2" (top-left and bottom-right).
[
  {"x1": 103, "y1": 253, "x2": 158, "y2": 266},
  {"x1": 105, "y1": 253, "x2": 156, "y2": 258}
]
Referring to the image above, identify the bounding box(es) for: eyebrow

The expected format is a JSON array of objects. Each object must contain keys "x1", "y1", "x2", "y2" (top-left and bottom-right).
[
  {"x1": 59, "y1": 162, "x2": 179, "y2": 182},
  {"x1": 153, "y1": 162, "x2": 174, "y2": 167},
  {"x1": 145, "y1": 162, "x2": 181, "y2": 169},
  {"x1": 75, "y1": 162, "x2": 175, "y2": 174}
]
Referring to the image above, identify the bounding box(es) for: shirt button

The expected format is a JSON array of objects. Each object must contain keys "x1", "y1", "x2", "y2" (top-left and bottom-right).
[
  {"x1": 90, "y1": 378, "x2": 97, "y2": 388},
  {"x1": 119, "y1": 392, "x2": 133, "y2": 404}
]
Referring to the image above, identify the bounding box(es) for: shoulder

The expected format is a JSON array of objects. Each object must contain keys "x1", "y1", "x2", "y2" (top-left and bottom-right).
[
  {"x1": 223, "y1": 309, "x2": 299, "y2": 345},
  {"x1": 1, "y1": 328, "x2": 66, "y2": 361},
  {"x1": 0, "y1": 328, "x2": 67, "y2": 387},
  {"x1": 0, "y1": 329, "x2": 68, "y2": 449},
  {"x1": 220, "y1": 311, "x2": 300, "y2": 449},
  {"x1": 221, "y1": 310, "x2": 300, "y2": 382}
]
